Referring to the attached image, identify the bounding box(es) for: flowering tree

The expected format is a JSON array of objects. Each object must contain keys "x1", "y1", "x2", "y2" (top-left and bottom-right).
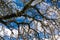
[{"x1": 0, "y1": 0, "x2": 60, "y2": 40}]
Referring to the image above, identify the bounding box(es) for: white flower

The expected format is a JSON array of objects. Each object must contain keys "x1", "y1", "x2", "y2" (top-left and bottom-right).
[
  {"x1": 57, "y1": 36, "x2": 60, "y2": 40},
  {"x1": 31, "y1": 0, "x2": 42, "y2": 6},
  {"x1": 55, "y1": 35, "x2": 59, "y2": 39},
  {"x1": 12, "y1": 29, "x2": 18, "y2": 38},
  {"x1": 4, "y1": 27, "x2": 11, "y2": 37},
  {"x1": 0, "y1": 31, "x2": 4, "y2": 37},
  {"x1": 43, "y1": 20, "x2": 48, "y2": 25},
  {"x1": 37, "y1": 22, "x2": 44, "y2": 32},
  {"x1": 0, "y1": 26, "x2": 2, "y2": 31}
]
